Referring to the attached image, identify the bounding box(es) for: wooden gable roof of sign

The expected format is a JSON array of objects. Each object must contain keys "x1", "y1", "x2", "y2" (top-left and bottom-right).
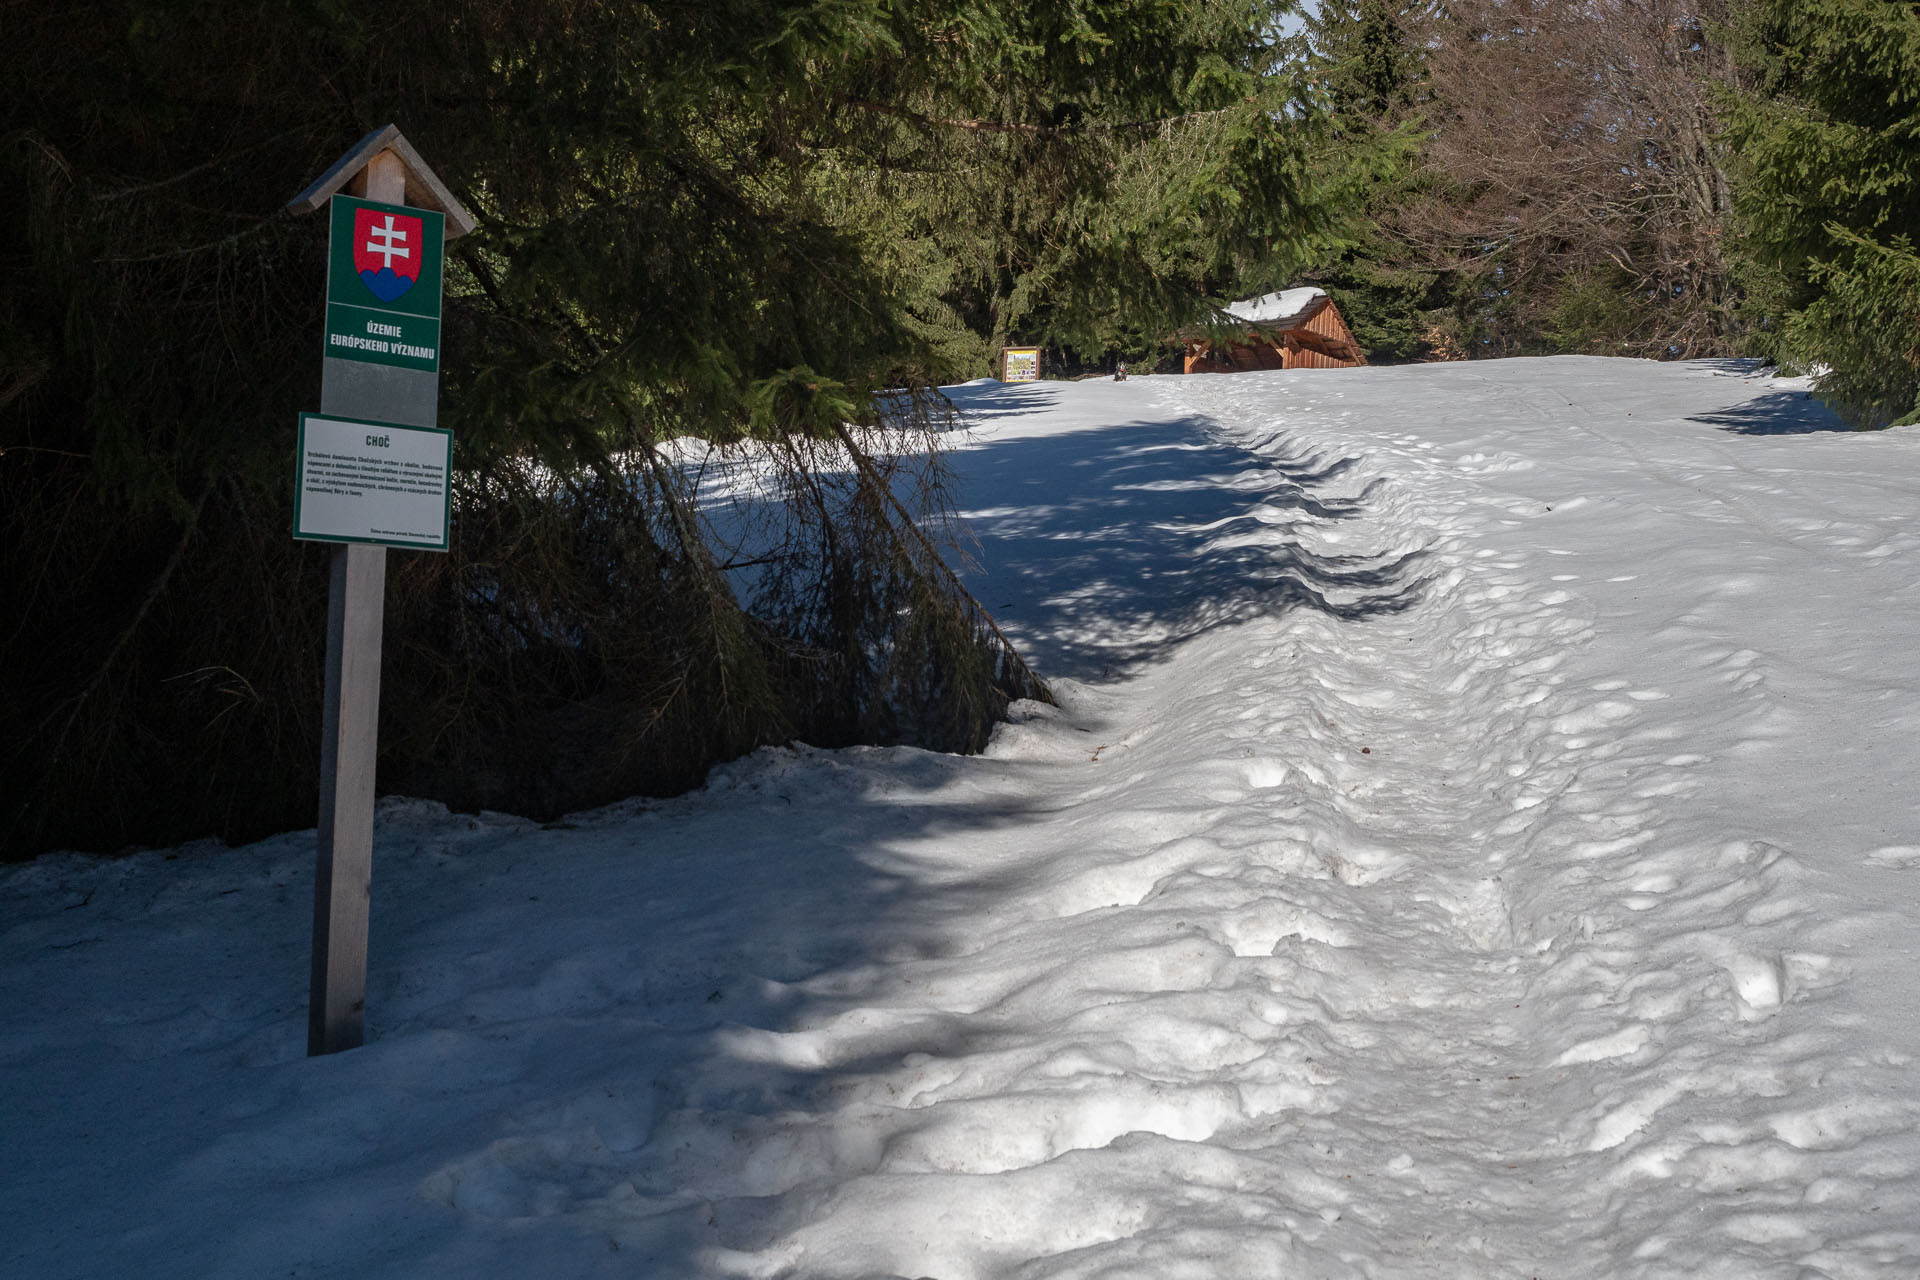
[{"x1": 287, "y1": 124, "x2": 478, "y2": 239}]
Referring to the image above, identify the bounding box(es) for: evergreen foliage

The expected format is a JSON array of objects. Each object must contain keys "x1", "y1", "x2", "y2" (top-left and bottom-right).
[
  {"x1": 1291, "y1": 0, "x2": 1441, "y2": 362},
  {"x1": 1, "y1": 0, "x2": 1329, "y2": 858},
  {"x1": 1724, "y1": 0, "x2": 1920, "y2": 424},
  {"x1": 1300, "y1": 0, "x2": 1427, "y2": 121}
]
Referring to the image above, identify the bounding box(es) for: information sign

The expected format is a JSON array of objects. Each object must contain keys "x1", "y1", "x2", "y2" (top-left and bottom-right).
[
  {"x1": 325, "y1": 195, "x2": 445, "y2": 374},
  {"x1": 291, "y1": 130, "x2": 475, "y2": 1056},
  {"x1": 1002, "y1": 347, "x2": 1041, "y2": 382},
  {"x1": 294, "y1": 412, "x2": 452, "y2": 551}
]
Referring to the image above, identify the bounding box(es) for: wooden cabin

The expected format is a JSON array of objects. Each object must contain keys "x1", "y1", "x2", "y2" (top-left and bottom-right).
[{"x1": 1181, "y1": 288, "x2": 1367, "y2": 374}]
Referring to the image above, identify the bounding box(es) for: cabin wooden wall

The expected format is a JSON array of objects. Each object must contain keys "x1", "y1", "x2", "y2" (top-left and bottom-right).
[
  {"x1": 1184, "y1": 339, "x2": 1287, "y2": 374},
  {"x1": 1296, "y1": 302, "x2": 1363, "y2": 367},
  {"x1": 1286, "y1": 345, "x2": 1349, "y2": 370},
  {"x1": 1180, "y1": 298, "x2": 1367, "y2": 374}
]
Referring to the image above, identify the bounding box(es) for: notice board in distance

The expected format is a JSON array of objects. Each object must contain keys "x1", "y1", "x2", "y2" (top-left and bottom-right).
[{"x1": 1002, "y1": 347, "x2": 1041, "y2": 382}]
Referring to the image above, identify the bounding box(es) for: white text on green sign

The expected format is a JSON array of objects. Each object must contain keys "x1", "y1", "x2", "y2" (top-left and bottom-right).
[{"x1": 324, "y1": 195, "x2": 445, "y2": 374}]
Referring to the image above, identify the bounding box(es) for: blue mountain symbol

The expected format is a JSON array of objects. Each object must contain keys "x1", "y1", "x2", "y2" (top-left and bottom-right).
[{"x1": 359, "y1": 268, "x2": 416, "y2": 304}]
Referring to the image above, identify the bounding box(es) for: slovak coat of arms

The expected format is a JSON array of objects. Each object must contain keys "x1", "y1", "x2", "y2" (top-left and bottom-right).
[{"x1": 351, "y1": 207, "x2": 426, "y2": 303}]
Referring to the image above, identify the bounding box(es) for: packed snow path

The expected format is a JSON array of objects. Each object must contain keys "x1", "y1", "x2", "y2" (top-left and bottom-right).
[{"x1": 5, "y1": 358, "x2": 1920, "y2": 1278}]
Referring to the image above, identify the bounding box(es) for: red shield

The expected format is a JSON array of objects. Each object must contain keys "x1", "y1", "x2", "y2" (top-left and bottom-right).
[{"x1": 352, "y1": 208, "x2": 425, "y2": 303}]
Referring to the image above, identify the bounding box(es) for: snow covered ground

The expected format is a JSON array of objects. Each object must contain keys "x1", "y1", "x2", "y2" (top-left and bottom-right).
[{"x1": 6, "y1": 357, "x2": 1920, "y2": 1278}]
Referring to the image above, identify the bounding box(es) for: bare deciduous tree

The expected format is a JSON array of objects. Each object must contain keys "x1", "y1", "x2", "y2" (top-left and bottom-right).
[{"x1": 1402, "y1": 0, "x2": 1737, "y2": 356}]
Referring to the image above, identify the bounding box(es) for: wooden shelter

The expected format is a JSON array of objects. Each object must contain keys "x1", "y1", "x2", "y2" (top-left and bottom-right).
[{"x1": 1181, "y1": 288, "x2": 1367, "y2": 373}]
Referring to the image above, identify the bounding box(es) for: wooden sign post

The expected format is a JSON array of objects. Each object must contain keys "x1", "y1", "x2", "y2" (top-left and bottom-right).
[{"x1": 288, "y1": 127, "x2": 475, "y2": 1055}]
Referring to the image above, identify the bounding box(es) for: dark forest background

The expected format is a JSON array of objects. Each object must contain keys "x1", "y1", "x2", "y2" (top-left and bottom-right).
[{"x1": 4, "y1": 0, "x2": 1916, "y2": 859}]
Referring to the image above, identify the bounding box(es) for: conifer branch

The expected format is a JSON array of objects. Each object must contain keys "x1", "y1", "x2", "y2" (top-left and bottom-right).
[
  {"x1": 838, "y1": 96, "x2": 1242, "y2": 139},
  {"x1": 826, "y1": 420, "x2": 1052, "y2": 705}
]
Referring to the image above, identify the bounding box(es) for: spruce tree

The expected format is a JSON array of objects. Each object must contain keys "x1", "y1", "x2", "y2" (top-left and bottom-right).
[
  {"x1": 1301, "y1": 0, "x2": 1426, "y2": 120},
  {"x1": 1292, "y1": 0, "x2": 1441, "y2": 362},
  {"x1": 1, "y1": 0, "x2": 1336, "y2": 857},
  {"x1": 1724, "y1": 0, "x2": 1920, "y2": 424}
]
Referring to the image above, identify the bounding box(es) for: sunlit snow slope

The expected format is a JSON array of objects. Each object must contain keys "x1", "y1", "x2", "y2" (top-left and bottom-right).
[{"x1": 5, "y1": 357, "x2": 1919, "y2": 1279}]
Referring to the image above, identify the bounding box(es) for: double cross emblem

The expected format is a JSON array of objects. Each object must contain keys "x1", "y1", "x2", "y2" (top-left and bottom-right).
[{"x1": 363, "y1": 215, "x2": 411, "y2": 270}]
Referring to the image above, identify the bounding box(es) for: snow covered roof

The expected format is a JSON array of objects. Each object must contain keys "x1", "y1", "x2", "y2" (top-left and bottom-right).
[{"x1": 1225, "y1": 286, "x2": 1327, "y2": 327}]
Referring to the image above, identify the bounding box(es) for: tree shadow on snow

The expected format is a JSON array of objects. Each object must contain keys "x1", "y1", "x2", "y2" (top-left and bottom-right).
[
  {"x1": 28, "y1": 379, "x2": 1433, "y2": 1279},
  {"x1": 941, "y1": 381, "x2": 1429, "y2": 680},
  {"x1": 1689, "y1": 390, "x2": 1854, "y2": 435},
  {"x1": 370, "y1": 380, "x2": 1430, "y2": 1274},
  {"x1": 344, "y1": 755, "x2": 1200, "y2": 1274}
]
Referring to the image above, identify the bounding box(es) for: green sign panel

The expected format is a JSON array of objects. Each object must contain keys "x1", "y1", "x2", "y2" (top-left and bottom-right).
[{"x1": 325, "y1": 195, "x2": 445, "y2": 374}]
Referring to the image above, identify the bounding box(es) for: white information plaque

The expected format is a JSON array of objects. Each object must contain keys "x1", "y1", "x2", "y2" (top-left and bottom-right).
[{"x1": 294, "y1": 413, "x2": 452, "y2": 551}]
